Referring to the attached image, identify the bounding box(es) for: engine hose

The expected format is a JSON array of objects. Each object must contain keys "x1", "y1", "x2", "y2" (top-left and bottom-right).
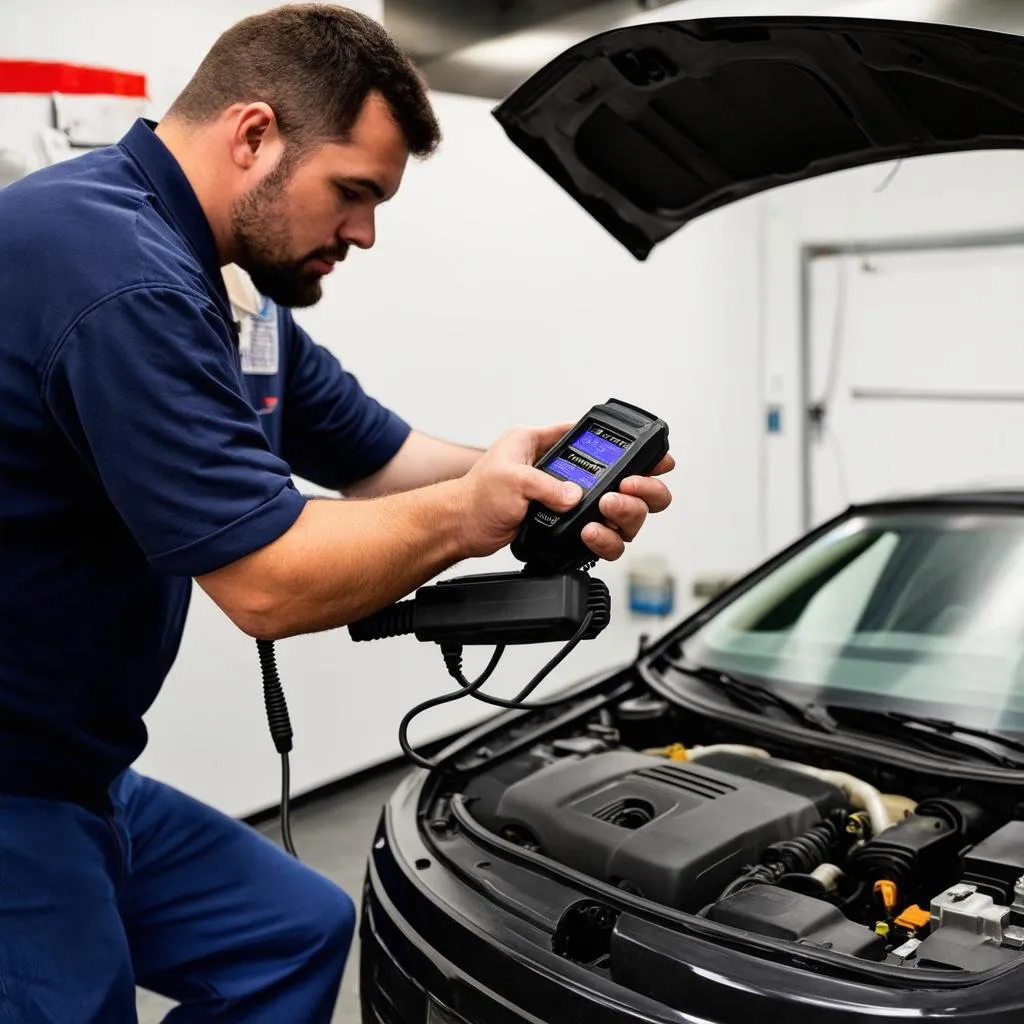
[
  {"x1": 850, "y1": 844, "x2": 916, "y2": 886},
  {"x1": 720, "y1": 810, "x2": 848, "y2": 900},
  {"x1": 773, "y1": 761, "x2": 891, "y2": 837},
  {"x1": 847, "y1": 798, "x2": 989, "y2": 887},
  {"x1": 687, "y1": 744, "x2": 772, "y2": 761},
  {"x1": 762, "y1": 810, "x2": 846, "y2": 875}
]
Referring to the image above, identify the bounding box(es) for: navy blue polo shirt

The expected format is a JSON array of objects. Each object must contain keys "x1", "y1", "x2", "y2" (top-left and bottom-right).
[{"x1": 0, "y1": 120, "x2": 410, "y2": 811}]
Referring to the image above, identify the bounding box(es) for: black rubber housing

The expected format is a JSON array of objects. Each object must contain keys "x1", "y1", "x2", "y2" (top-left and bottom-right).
[
  {"x1": 962, "y1": 821, "x2": 1024, "y2": 904},
  {"x1": 706, "y1": 884, "x2": 886, "y2": 961}
]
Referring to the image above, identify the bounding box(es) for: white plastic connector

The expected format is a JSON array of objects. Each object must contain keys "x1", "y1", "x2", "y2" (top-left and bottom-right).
[
  {"x1": 931, "y1": 884, "x2": 1009, "y2": 943},
  {"x1": 891, "y1": 937, "x2": 922, "y2": 961},
  {"x1": 810, "y1": 862, "x2": 844, "y2": 892},
  {"x1": 1013, "y1": 875, "x2": 1024, "y2": 914}
]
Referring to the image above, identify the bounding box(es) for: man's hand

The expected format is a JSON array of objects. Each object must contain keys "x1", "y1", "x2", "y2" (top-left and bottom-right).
[
  {"x1": 456, "y1": 423, "x2": 583, "y2": 557},
  {"x1": 455, "y1": 423, "x2": 674, "y2": 562},
  {"x1": 584, "y1": 454, "x2": 674, "y2": 561}
]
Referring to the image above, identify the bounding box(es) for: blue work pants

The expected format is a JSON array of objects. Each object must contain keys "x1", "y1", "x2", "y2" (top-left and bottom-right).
[{"x1": 0, "y1": 769, "x2": 354, "y2": 1022}]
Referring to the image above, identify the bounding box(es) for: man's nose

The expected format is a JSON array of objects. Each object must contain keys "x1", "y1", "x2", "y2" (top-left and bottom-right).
[{"x1": 339, "y1": 212, "x2": 375, "y2": 251}]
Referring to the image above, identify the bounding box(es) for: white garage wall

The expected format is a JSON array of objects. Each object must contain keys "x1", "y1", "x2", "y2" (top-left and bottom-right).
[
  {"x1": 13, "y1": 0, "x2": 1024, "y2": 817},
  {"x1": 0, "y1": 0, "x2": 386, "y2": 116},
  {"x1": 0, "y1": 2, "x2": 764, "y2": 816},
  {"x1": 762, "y1": 150, "x2": 1024, "y2": 551}
]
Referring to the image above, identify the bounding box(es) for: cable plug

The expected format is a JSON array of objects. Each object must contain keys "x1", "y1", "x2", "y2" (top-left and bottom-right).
[{"x1": 349, "y1": 570, "x2": 609, "y2": 647}]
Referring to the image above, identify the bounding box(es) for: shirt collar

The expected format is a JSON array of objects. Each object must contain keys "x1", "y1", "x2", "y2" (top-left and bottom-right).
[
  {"x1": 222, "y1": 263, "x2": 265, "y2": 319},
  {"x1": 119, "y1": 118, "x2": 233, "y2": 323}
]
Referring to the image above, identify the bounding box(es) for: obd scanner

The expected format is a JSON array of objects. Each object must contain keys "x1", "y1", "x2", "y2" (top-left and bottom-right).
[{"x1": 513, "y1": 399, "x2": 670, "y2": 572}]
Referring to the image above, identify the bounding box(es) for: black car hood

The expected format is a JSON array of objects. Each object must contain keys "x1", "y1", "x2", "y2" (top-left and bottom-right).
[{"x1": 492, "y1": 17, "x2": 1024, "y2": 260}]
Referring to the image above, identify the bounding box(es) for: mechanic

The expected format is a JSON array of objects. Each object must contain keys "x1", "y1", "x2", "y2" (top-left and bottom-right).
[{"x1": 0, "y1": 4, "x2": 673, "y2": 1022}]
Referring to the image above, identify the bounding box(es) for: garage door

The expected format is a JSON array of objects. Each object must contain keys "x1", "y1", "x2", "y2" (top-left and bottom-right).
[{"x1": 808, "y1": 241, "x2": 1024, "y2": 525}]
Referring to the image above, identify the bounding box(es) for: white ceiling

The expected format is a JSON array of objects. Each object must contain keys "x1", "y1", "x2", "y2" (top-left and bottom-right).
[{"x1": 417, "y1": 0, "x2": 1024, "y2": 98}]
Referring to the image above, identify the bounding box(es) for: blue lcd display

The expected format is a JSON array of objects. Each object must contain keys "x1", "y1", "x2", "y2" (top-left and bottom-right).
[
  {"x1": 548, "y1": 457, "x2": 597, "y2": 490},
  {"x1": 573, "y1": 428, "x2": 628, "y2": 466}
]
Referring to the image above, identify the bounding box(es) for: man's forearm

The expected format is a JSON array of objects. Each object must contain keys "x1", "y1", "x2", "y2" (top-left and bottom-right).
[
  {"x1": 343, "y1": 430, "x2": 483, "y2": 498},
  {"x1": 197, "y1": 480, "x2": 468, "y2": 639}
]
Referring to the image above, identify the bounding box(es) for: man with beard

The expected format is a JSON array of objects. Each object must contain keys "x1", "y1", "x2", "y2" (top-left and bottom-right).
[{"x1": 0, "y1": 5, "x2": 673, "y2": 1021}]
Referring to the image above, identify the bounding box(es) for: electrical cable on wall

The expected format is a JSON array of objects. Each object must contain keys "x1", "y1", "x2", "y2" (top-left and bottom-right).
[
  {"x1": 810, "y1": 255, "x2": 852, "y2": 507},
  {"x1": 874, "y1": 156, "x2": 905, "y2": 193}
]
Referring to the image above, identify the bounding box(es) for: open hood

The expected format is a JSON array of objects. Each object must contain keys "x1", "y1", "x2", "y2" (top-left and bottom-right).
[{"x1": 492, "y1": 17, "x2": 1024, "y2": 260}]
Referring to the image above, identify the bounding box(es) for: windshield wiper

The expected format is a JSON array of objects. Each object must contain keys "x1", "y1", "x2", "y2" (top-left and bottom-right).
[
  {"x1": 665, "y1": 658, "x2": 837, "y2": 733},
  {"x1": 827, "y1": 706, "x2": 1024, "y2": 769}
]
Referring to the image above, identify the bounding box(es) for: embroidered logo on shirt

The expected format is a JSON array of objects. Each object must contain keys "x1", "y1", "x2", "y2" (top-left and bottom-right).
[{"x1": 259, "y1": 396, "x2": 279, "y2": 416}]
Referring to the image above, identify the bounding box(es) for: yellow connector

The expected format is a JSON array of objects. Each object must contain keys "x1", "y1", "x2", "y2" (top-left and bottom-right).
[{"x1": 641, "y1": 743, "x2": 689, "y2": 761}]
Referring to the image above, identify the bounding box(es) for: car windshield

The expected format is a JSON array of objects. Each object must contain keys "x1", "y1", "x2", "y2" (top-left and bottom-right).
[{"x1": 676, "y1": 509, "x2": 1024, "y2": 738}]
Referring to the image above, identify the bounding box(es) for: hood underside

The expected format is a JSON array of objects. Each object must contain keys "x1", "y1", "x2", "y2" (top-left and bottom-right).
[{"x1": 492, "y1": 17, "x2": 1024, "y2": 259}]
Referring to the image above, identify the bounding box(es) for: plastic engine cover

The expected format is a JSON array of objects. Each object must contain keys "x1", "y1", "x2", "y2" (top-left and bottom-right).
[{"x1": 469, "y1": 751, "x2": 846, "y2": 910}]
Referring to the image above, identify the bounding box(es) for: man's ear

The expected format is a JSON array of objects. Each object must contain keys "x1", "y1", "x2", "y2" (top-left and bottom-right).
[{"x1": 229, "y1": 103, "x2": 280, "y2": 171}]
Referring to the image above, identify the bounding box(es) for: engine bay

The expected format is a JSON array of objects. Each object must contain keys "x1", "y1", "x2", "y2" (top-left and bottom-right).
[{"x1": 452, "y1": 692, "x2": 1024, "y2": 974}]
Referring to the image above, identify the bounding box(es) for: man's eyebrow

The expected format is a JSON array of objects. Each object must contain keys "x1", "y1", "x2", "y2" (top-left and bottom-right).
[{"x1": 339, "y1": 176, "x2": 386, "y2": 200}]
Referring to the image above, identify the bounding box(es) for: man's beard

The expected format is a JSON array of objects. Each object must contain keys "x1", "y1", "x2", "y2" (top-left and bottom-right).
[{"x1": 230, "y1": 168, "x2": 345, "y2": 309}]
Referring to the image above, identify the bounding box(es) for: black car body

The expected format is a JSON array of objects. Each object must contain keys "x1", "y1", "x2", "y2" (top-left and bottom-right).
[{"x1": 361, "y1": 17, "x2": 1024, "y2": 1024}]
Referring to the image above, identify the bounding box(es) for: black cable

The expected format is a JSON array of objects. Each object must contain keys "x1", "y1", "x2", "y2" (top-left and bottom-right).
[
  {"x1": 444, "y1": 610, "x2": 596, "y2": 712},
  {"x1": 398, "y1": 610, "x2": 595, "y2": 769},
  {"x1": 280, "y1": 752, "x2": 296, "y2": 858},
  {"x1": 719, "y1": 867, "x2": 767, "y2": 900},
  {"x1": 256, "y1": 639, "x2": 298, "y2": 858},
  {"x1": 398, "y1": 646, "x2": 506, "y2": 769}
]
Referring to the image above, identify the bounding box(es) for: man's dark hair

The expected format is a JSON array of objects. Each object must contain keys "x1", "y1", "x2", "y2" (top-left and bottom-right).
[{"x1": 167, "y1": 3, "x2": 440, "y2": 157}]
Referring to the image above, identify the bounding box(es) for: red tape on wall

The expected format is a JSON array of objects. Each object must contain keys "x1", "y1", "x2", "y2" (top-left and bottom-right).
[{"x1": 0, "y1": 60, "x2": 146, "y2": 97}]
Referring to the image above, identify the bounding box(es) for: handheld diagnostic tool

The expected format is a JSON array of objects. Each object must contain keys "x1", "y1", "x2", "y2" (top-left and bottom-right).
[{"x1": 512, "y1": 398, "x2": 669, "y2": 572}]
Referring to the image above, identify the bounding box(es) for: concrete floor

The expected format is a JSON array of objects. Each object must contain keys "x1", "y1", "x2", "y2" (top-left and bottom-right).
[{"x1": 135, "y1": 763, "x2": 410, "y2": 1023}]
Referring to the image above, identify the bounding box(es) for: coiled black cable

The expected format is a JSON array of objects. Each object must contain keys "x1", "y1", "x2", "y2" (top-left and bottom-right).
[
  {"x1": 347, "y1": 599, "x2": 415, "y2": 641},
  {"x1": 256, "y1": 639, "x2": 297, "y2": 858}
]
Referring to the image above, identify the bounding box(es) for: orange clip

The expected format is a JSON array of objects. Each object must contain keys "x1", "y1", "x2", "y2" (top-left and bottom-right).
[
  {"x1": 895, "y1": 905, "x2": 932, "y2": 932},
  {"x1": 874, "y1": 880, "x2": 898, "y2": 913}
]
